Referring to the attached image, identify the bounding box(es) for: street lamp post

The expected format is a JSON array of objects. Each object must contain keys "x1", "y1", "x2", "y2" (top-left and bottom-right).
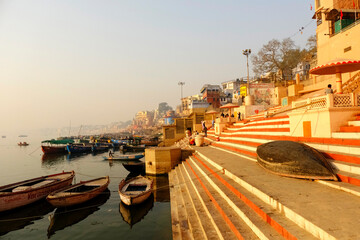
[
  {"x1": 242, "y1": 49, "x2": 253, "y2": 105},
  {"x1": 178, "y1": 82, "x2": 185, "y2": 111}
]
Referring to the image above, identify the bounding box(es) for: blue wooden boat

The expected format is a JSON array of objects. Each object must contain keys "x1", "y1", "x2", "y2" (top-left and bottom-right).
[
  {"x1": 120, "y1": 144, "x2": 146, "y2": 153},
  {"x1": 103, "y1": 153, "x2": 144, "y2": 161},
  {"x1": 92, "y1": 144, "x2": 109, "y2": 153},
  {"x1": 66, "y1": 144, "x2": 92, "y2": 154}
]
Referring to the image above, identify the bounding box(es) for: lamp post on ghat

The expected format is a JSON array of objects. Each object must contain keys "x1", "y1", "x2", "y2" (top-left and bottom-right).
[
  {"x1": 178, "y1": 82, "x2": 185, "y2": 111},
  {"x1": 243, "y1": 49, "x2": 253, "y2": 105}
]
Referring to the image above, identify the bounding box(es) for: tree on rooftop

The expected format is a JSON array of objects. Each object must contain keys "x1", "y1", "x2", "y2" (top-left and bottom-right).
[
  {"x1": 252, "y1": 38, "x2": 302, "y2": 82},
  {"x1": 158, "y1": 102, "x2": 172, "y2": 114}
]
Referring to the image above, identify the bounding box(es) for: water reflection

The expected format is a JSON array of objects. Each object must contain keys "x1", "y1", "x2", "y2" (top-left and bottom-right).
[
  {"x1": 0, "y1": 200, "x2": 55, "y2": 237},
  {"x1": 47, "y1": 189, "x2": 110, "y2": 238},
  {"x1": 147, "y1": 175, "x2": 170, "y2": 202},
  {"x1": 119, "y1": 194, "x2": 154, "y2": 228},
  {"x1": 66, "y1": 153, "x2": 87, "y2": 161},
  {"x1": 41, "y1": 153, "x2": 67, "y2": 167}
]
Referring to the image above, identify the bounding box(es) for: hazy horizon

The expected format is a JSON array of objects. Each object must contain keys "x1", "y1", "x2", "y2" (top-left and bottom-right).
[{"x1": 0, "y1": 0, "x2": 316, "y2": 134}]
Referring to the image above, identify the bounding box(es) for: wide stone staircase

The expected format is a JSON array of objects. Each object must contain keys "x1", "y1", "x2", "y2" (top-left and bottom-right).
[
  {"x1": 169, "y1": 114, "x2": 360, "y2": 239},
  {"x1": 169, "y1": 145, "x2": 360, "y2": 239}
]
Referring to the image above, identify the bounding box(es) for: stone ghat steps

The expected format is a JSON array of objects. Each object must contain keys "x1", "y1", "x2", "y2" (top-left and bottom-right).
[
  {"x1": 169, "y1": 156, "x2": 318, "y2": 239},
  {"x1": 206, "y1": 138, "x2": 360, "y2": 196},
  {"x1": 339, "y1": 126, "x2": 360, "y2": 132},
  {"x1": 208, "y1": 116, "x2": 360, "y2": 179},
  {"x1": 192, "y1": 147, "x2": 360, "y2": 239}
]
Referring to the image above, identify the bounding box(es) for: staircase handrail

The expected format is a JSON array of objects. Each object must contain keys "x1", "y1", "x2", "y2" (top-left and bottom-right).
[
  {"x1": 342, "y1": 71, "x2": 360, "y2": 94},
  {"x1": 268, "y1": 99, "x2": 326, "y2": 118}
]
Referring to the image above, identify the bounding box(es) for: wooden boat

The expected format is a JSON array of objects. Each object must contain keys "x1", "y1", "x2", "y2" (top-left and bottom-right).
[
  {"x1": 120, "y1": 144, "x2": 146, "y2": 152},
  {"x1": 91, "y1": 144, "x2": 109, "y2": 153},
  {"x1": 256, "y1": 141, "x2": 338, "y2": 180},
  {"x1": 119, "y1": 194, "x2": 154, "y2": 227},
  {"x1": 41, "y1": 139, "x2": 74, "y2": 154},
  {"x1": 47, "y1": 189, "x2": 110, "y2": 238},
  {"x1": 66, "y1": 143, "x2": 93, "y2": 154},
  {"x1": 46, "y1": 176, "x2": 110, "y2": 207},
  {"x1": 122, "y1": 161, "x2": 145, "y2": 173},
  {"x1": 141, "y1": 137, "x2": 160, "y2": 147},
  {"x1": 118, "y1": 176, "x2": 153, "y2": 206},
  {"x1": 18, "y1": 142, "x2": 29, "y2": 146},
  {"x1": 0, "y1": 171, "x2": 75, "y2": 212},
  {"x1": 103, "y1": 153, "x2": 144, "y2": 161}
]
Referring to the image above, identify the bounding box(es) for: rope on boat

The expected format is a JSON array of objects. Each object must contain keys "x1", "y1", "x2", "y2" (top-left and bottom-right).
[{"x1": 28, "y1": 146, "x2": 41, "y2": 156}]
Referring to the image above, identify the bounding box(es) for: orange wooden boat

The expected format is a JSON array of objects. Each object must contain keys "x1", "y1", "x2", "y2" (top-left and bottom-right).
[
  {"x1": 46, "y1": 176, "x2": 110, "y2": 207},
  {"x1": 0, "y1": 171, "x2": 75, "y2": 212},
  {"x1": 118, "y1": 176, "x2": 153, "y2": 206}
]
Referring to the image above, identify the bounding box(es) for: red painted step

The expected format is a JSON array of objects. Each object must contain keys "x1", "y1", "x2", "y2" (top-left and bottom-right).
[{"x1": 339, "y1": 126, "x2": 360, "y2": 132}]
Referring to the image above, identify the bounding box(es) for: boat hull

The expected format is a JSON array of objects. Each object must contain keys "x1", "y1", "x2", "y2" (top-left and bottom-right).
[
  {"x1": 41, "y1": 146, "x2": 67, "y2": 154},
  {"x1": 122, "y1": 162, "x2": 145, "y2": 173},
  {"x1": 46, "y1": 176, "x2": 110, "y2": 207},
  {"x1": 66, "y1": 145, "x2": 92, "y2": 154},
  {"x1": 0, "y1": 171, "x2": 75, "y2": 212},
  {"x1": 256, "y1": 141, "x2": 337, "y2": 180},
  {"x1": 118, "y1": 176, "x2": 153, "y2": 206},
  {"x1": 104, "y1": 153, "x2": 144, "y2": 161},
  {"x1": 120, "y1": 145, "x2": 146, "y2": 152}
]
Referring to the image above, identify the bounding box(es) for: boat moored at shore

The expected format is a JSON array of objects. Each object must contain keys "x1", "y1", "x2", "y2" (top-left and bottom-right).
[
  {"x1": 118, "y1": 176, "x2": 153, "y2": 206},
  {"x1": 103, "y1": 153, "x2": 144, "y2": 161},
  {"x1": 46, "y1": 176, "x2": 110, "y2": 207},
  {"x1": 0, "y1": 171, "x2": 75, "y2": 212},
  {"x1": 41, "y1": 139, "x2": 74, "y2": 154}
]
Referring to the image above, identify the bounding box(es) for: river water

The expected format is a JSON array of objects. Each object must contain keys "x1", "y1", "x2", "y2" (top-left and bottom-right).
[{"x1": 0, "y1": 135, "x2": 172, "y2": 240}]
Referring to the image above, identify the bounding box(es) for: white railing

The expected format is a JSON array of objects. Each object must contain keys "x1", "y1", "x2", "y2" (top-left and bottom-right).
[
  {"x1": 333, "y1": 94, "x2": 353, "y2": 107},
  {"x1": 292, "y1": 93, "x2": 359, "y2": 112}
]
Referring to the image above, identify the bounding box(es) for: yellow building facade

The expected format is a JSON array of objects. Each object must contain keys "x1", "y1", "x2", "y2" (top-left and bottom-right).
[{"x1": 308, "y1": 0, "x2": 360, "y2": 91}]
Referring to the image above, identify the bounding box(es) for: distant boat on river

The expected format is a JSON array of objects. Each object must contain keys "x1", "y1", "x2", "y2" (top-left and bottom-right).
[
  {"x1": 18, "y1": 142, "x2": 29, "y2": 146},
  {"x1": 18, "y1": 135, "x2": 27, "y2": 137},
  {"x1": 0, "y1": 171, "x2": 75, "y2": 212}
]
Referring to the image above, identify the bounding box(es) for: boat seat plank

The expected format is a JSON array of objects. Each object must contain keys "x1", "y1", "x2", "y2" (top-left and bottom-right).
[
  {"x1": 12, "y1": 186, "x2": 32, "y2": 192},
  {"x1": 31, "y1": 180, "x2": 56, "y2": 188}
]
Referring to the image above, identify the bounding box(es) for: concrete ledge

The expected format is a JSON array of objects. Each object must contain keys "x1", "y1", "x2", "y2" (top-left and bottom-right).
[{"x1": 145, "y1": 147, "x2": 181, "y2": 175}]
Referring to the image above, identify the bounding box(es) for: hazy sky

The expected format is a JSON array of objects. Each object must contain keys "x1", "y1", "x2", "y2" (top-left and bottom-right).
[{"x1": 0, "y1": 0, "x2": 316, "y2": 134}]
